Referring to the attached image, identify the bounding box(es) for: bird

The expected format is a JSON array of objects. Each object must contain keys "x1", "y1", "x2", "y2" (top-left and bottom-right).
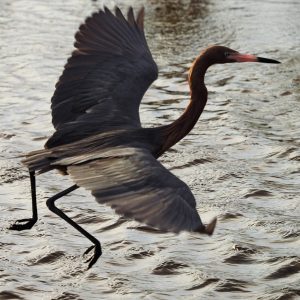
[{"x1": 9, "y1": 6, "x2": 280, "y2": 268}]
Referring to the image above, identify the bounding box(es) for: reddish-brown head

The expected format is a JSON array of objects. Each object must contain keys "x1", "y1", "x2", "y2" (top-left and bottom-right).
[{"x1": 201, "y1": 45, "x2": 280, "y2": 65}]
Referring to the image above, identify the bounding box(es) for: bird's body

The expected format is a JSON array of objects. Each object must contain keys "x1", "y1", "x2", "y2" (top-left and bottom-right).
[{"x1": 10, "y1": 6, "x2": 280, "y2": 268}]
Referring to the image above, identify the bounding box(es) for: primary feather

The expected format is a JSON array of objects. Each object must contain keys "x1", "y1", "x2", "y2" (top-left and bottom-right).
[{"x1": 47, "y1": 7, "x2": 158, "y2": 148}]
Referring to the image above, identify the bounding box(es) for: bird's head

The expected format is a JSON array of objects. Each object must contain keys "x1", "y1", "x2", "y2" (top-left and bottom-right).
[{"x1": 201, "y1": 45, "x2": 280, "y2": 65}]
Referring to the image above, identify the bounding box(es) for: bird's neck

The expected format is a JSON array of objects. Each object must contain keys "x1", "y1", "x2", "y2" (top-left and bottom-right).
[{"x1": 156, "y1": 56, "x2": 209, "y2": 156}]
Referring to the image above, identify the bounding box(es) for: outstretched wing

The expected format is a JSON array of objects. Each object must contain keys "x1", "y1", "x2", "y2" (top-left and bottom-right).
[
  {"x1": 46, "y1": 7, "x2": 158, "y2": 148},
  {"x1": 66, "y1": 147, "x2": 211, "y2": 233}
]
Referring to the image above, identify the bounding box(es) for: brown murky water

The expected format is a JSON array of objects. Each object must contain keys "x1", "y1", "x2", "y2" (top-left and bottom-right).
[{"x1": 1, "y1": 0, "x2": 299, "y2": 299}]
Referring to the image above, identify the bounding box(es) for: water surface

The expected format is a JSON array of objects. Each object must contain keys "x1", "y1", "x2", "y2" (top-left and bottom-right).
[{"x1": 1, "y1": 0, "x2": 299, "y2": 299}]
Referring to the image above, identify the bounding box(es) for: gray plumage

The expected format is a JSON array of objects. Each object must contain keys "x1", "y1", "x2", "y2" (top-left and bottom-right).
[
  {"x1": 47, "y1": 7, "x2": 158, "y2": 148},
  {"x1": 12, "y1": 5, "x2": 281, "y2": 268},
  {"x1": 23, "y1": 6, "x2": 215, "y2": 235}
]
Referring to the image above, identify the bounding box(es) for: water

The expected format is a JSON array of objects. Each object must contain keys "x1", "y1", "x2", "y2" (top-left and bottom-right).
[{"x1": 0, "y1": 0, "x2": 299, "y2": 299}]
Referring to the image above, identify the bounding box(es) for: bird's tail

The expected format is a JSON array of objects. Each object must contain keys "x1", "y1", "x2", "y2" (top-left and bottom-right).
[{"x1": 21, "y1": 148, "x2": 55, "y2": 174}]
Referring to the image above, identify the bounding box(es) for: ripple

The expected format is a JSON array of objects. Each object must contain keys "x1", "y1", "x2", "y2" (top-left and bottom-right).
[
  {"x1": 107, "y1": 277, "x2": 129, "y2": 293},
  {"x1": 51, "y1": 292, "x2": 82, "y2": 300},
  {"x1": 276, "y1": 147, "x2": 297, "y2": 159},
  {"x1": 217, "y1": 172, "x2": 243, "y2": 181},
  {"x1": 282, "y1": 230, "x2": 300, "y2": 239},
  {"x1": 233, "y1": 244, "x2": 259, "y2": 253},
  {"x1": 98, "y1": 217, "x2": 128, "y2": 232},
  {"x1": 0, "y1": 167, "x2": 27, "y2": 184},
  {"x1": 224, "y1": 253, "x2": 255, "y2": 264},
  {"x1": 215, "y1": 279, "x2": 250, "y2": 292},
  {"x1": 215, "y1": 76, "x2": 234, "y2": 86},
  {"x1": 0, "y1": 133, "x2": 15, "y2": 140},
  {"x1": 290, "y1": 155, "x2": 300, "y2": 161},
  {"x1": 266, "y1": 256, "x2": 298, "y2": 264},
  {"x1": 108, "y1": 240, "x2": 131, "y2": 251},
  {"x1": 219, "y1": 212, "x2": 244, "y2": 220},
  {"x1": 0, "y1": 291, "x2": 24, "y2": 300},
  {"x1": 186, "y1": 278, "x2": 220, "y2": 290},
  {"x1": 244, "y1": 189, "x2": 273, "y2": 198},
  {"x1": 265, "y1": 258, "x2": 300, "y2": 280},
  {"x1": 73, "y1": 214, "x2": 108, "y2": 225},
  {"x1": 31, "y1": 250, "x2": 65, "y2": 265},
  {"x1": 273, "y1": 288, "x2": 300, "y2": 300},
  {"x1": 224, "y1": 243, "x2": 261, "y2": 264},
  {"x1": 280, "y1": 91, "x2": 292, "y2": 96},
  {"x1": 152, "y1": 260, "x2": 189, "y2": 275},
  {"x1": 126, "y1": 247, "x2": 155, "y2": 260},
  {"x1": 130, "y1": 225, "x2": 167, "y2": 234},
  {"x1": 169, "y1": 158, "x2": 212, "y2": 171}
]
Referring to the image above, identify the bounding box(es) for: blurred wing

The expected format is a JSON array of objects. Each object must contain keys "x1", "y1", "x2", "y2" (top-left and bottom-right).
[
  {"x1": 47, "y1": 7, "x2": 158, "y2": 148},
  {"x1": 67, "y1": 148, "x2": 205, "y2": 233}
]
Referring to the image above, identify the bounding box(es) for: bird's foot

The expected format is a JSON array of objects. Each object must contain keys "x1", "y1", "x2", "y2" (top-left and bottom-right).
[
  {"x1": 83, "y1": 243, "x2": 102, "y2": 269},
  {"x1": 9, "y1": 218, "x2": 37, "y2": 231}
]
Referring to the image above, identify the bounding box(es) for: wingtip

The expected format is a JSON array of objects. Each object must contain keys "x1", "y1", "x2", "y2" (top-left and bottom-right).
[
  {"x1": 205, "y1": 217, "x2": 217, "y2": 236},
  {"x1": 103, "y1": 5, "x2": 110, "y2": 13},
  {"x1": 138, "y1": 6, "x2": 145, "y2": 15},
  {"x1": 127, "y1": 7, "x2": 135, "y2": 25},
  {"x1": 197, "y1": 217, "x2": 217, "y2": 236},
  {"x1": 136, "y1": 6, "x2": 145, "y2": 30}
]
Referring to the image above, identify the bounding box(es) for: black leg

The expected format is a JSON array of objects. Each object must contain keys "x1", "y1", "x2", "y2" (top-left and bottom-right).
[
  {"x1": 46, "y1": 184, "x2": 102, "y2": 269},
  {"x1": 10, "y1": 171, "x2": 38, "y2": 231}
]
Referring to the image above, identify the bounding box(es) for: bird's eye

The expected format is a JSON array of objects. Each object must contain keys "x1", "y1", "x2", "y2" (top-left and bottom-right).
[{"x1": 224, "y1": 52, "x2": 230, "y2": 57}]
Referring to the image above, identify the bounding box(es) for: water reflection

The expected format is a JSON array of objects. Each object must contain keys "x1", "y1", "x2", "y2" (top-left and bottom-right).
[
  {"x1": 142, "y1": 0, "x2": 211, "y2": 61},
  {"x1": 149, "y1": 0, "x2": 209, "y2": 23}
]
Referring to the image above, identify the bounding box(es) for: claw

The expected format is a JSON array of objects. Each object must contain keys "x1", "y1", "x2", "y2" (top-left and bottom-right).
[
  {"x1": 87, "y1": 256, "x2": 99, "y2": 269},
  {"x1": 83, "y1": 245, "x2": 95, "y2": 256},
  {"x1": 83, "y1": 243, "x2": 102, "y2": 269},
  {"x1": 9, "y1": 218, "x2": 37, "y2": 231},
  {"x1": 85, "y1": 255, "x2": 93, "y2": 264}
]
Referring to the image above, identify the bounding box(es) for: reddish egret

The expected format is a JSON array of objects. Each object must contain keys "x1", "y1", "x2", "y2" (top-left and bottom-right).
[{"x1": 10, "y1": 7, "x2": 280, "y2": 268}]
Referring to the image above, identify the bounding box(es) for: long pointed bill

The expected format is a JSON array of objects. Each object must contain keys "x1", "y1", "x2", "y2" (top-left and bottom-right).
[
  {"x1": 256, "y1": 56, "x2": 281, "y2": 64},
  {"x1": 230, "y1": 53, "x2": 281, "y2": 64}
]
